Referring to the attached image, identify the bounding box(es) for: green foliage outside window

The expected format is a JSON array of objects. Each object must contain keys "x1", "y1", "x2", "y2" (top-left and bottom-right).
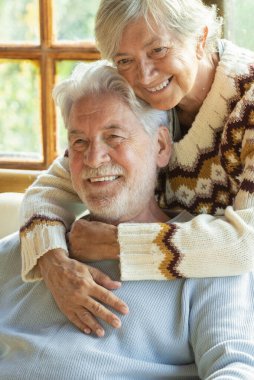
[
  {"x1": 224, "y1": 0, "x2": 254, "y2": 51},
  {"x1": 54, "y1": 0, "x2": 100, "y2": 41},
  {"x1": 0, "y1": 0, "x2": 39, "y2": 43},
  {"x1": 0, "y1": 60, "x2": 41, "y2": 158}
]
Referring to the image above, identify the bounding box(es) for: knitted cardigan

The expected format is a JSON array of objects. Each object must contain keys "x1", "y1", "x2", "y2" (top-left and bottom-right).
[{"x1": 20, "y1": 39, "x2": 254, "y2": 282}]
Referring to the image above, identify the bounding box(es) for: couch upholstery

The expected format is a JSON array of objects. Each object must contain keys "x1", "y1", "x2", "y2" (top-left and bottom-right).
[{"x1": 0, "y1": 192, "x2": 24, "y2": 238}]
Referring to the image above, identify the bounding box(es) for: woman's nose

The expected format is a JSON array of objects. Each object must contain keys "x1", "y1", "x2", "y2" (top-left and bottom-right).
[
  {"x1": 83, "y1": 141, "x2": 111, "y2": 168},
  {"x1": 137, "y1": 58, "x2": 157, "y2": 85}
]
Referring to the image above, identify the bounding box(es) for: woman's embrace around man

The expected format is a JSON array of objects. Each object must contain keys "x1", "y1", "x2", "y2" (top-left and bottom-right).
[{"x1": 20, "y1": 0, "x2": 254, "y2": 340}]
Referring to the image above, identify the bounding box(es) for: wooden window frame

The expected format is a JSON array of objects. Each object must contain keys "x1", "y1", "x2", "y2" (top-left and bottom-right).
[{"x1": 0, "y1": 0, "x2": 100, "y2": 171}]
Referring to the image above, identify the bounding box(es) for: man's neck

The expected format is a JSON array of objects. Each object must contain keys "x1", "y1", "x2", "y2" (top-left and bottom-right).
[{"x1": 90, "y1": 200, "x2": 169, "y2": 225}]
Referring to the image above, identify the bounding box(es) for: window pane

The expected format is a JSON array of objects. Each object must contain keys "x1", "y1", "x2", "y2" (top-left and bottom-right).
[
  {"x1": 0, "y1": 0, "x2": 39, "y2": 44},
  {"x1": 53, "y1": 0, "x2": 100, "y2": 41},
  {"x1": 55, "y1": 60, "x2": 83, "y2": 154},
  {"x1": 0, "y1": 60, "x2": 42, "y2": 161},
  {"x1": 224, "y1": 0, "x2": 254, "y2": 51},
  {"x1": 56, "y1": 60, "x2": 96, "y2": 154}
]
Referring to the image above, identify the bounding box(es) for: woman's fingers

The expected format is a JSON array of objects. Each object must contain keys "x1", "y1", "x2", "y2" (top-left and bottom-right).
[
  {"x1": 90, "y1": 266, "x2": 122, "y2": 290},
  {"x1": 84, "y1": 296, "x2": 122, "y2": 329},
  {"x1": 74, "y1": 309, "x2": 105, "y2": 337},
  {"x1": 68, "y1": 313, "x2": 92, "y2": 335},
  {"x1": 89, "y1": 278, "x2": 129, "y2": 316}
]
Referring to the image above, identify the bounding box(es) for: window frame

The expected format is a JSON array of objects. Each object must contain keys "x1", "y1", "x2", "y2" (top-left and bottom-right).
[{"x1": 0, "y1": 0, "x2": 100, "y2": 171}]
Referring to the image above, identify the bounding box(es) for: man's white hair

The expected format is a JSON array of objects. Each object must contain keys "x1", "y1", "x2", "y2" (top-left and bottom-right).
[{"x1": 53, "y1": 60, "x2": 171, "y2": 136}]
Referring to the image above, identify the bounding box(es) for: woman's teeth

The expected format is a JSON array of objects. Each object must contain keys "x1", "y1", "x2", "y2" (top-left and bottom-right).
[
  {"x1": 89, "y1": 175, "x2": 118, "y2": 183},
  {"x1": 148, "y1": 79, "x2": 170, "y2": 93}
]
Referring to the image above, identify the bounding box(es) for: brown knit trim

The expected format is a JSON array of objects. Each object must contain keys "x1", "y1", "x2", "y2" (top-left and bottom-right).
[
  {"x1": 241, "y1": 179, "x2": 254, "y2": 193},
  {"x1": 154, "y1": 223, "x2": 183, "y2": 279},
  {"x1": 20, "y1": 215, "x2": 66, "y2": 236}
]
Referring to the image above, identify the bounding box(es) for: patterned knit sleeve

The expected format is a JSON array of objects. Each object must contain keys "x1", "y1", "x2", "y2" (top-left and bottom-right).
[
  {"x1": 118, "y1": 207, "x2": 254, "y2": 280},
  {"x1": 20, "y1": 154, "x2": 85, "y2": 282}
]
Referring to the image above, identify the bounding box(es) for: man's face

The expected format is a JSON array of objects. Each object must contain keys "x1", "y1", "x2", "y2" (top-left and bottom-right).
[{"x1": 68, "y1": 94, "x2": 160, "y2": 224}]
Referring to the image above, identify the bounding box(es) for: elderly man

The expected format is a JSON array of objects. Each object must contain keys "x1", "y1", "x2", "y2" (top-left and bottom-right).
[{"x1": 0, "y1": 62, "x2": 253, "y2": 379}]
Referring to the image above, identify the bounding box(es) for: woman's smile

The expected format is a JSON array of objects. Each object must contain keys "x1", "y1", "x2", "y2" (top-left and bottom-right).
[{"x1": 145, "y1": 77, "x2": 172, "y2": 93}]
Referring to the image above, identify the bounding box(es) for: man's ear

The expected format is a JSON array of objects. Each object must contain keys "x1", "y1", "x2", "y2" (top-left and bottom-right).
[
  {"x1": 196, "y1": 26, "x2": 208, "y2": 59},
  {"x1": 156, "y1": 126, "x2": 172, "y2": 168}
]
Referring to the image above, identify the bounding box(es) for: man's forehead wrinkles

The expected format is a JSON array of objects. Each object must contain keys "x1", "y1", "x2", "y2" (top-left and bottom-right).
[
  {"x1": 76, "y1": 109, "x2": 100, "y2": 118},
  {"x1": 69, "y1": 129, "x2": 83, "y2": 135},
  {"x1": 69, "y1": 124, "x2": 127, "y2": 135}
]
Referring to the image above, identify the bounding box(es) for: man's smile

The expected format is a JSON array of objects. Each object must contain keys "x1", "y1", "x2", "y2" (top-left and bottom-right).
[{"x1": 88, "y1": 175, "x2": 121, "y2": 183}]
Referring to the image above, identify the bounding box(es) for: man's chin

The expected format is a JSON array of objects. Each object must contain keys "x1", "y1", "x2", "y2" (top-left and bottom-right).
[{"x1": 85, "y1": 199, "x2": 121, "y2": 224}]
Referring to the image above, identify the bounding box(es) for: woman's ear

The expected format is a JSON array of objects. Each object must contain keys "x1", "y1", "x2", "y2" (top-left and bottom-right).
[
  {"x1": 156, "y1": 126, "x2": 172, "y2": 168},
  {"x1": 196, "y1": 26, "x2": 208, "y2": 59}
]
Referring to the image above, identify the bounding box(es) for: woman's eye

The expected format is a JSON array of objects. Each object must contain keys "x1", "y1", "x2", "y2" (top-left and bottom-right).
[
  {"x1": 107, "y1": 135, "x2": 125, "y2": 145},
  {"x1": 115, "y1": 58, "x2": 133, "y2": 70},
  {"x1": 151, "y1": 47, "x2": 168, "y2": 58}
]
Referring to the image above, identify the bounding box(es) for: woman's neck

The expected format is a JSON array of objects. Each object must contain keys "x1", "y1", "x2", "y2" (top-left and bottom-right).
[{"x1": 177, "y1": 52, "x2": 219, "y2": 131}]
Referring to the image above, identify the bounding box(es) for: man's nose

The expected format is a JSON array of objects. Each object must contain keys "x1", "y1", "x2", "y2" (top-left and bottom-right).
[
  {"x1": 137, "y1": 58, "x2": 156, "y2": 85},
  {"x1": 83, "y1": 141, "x2": 111, "y2": 168}
]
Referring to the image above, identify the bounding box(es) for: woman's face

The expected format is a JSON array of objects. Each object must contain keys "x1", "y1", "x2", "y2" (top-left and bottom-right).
[{"x1": 114, "y1": 17, "x2": 203, "y2": 111}]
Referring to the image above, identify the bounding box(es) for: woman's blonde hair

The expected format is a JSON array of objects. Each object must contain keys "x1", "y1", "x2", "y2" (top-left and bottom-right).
[{"x1": 95, "y1": 0, "x2": 222, "y2": 60}]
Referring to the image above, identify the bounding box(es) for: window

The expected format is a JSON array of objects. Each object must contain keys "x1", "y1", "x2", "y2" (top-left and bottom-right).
[
  {"x1": 0, "y1": 0, "x2": 100, "y2": 170},
  {"x1": 223, "y1": 0, "x2": 254, "y2": 51}
]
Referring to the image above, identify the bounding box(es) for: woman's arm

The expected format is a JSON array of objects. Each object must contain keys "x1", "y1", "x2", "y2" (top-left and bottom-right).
[
  {"x1": 20, "y1": 154, "x2": 83, "y2": 281},
  {"x1": 118, "y1": 206, "x2": 254, "y2": 279},
  {"x1": 68, "y1": 206, "x2": 254, "y2": 280}
]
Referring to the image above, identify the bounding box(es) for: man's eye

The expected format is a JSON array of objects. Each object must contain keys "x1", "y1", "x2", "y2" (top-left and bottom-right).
[{"x1": 72, "y1": 139, "x2": 87, "y2": 151}]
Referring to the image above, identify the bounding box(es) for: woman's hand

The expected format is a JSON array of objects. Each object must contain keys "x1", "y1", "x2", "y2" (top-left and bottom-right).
[
  {"x1": 38, "y1": 249, "x2": 129, "y2": 337},
  {"x1": 67, "y1": 219, "x2": 120, "y2": 262}
]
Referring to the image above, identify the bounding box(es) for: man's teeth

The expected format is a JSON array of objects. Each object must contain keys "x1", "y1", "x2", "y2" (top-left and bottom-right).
[
  {"x1": 148, "y1": 79, "x2": 170, "y2": 93},
  {"x1": 89, "y1": 175, "x2": 118, "y2": 183}
]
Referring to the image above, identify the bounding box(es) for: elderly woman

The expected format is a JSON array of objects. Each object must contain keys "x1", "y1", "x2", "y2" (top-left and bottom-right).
[{"x1": 20, "y1": 0, "x2": 254, "y2": 335}]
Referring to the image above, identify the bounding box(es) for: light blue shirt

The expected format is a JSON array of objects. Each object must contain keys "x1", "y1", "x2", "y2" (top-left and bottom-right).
[{"x1": 0, "y1": 232, "x2": 253, "y2": 379}]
